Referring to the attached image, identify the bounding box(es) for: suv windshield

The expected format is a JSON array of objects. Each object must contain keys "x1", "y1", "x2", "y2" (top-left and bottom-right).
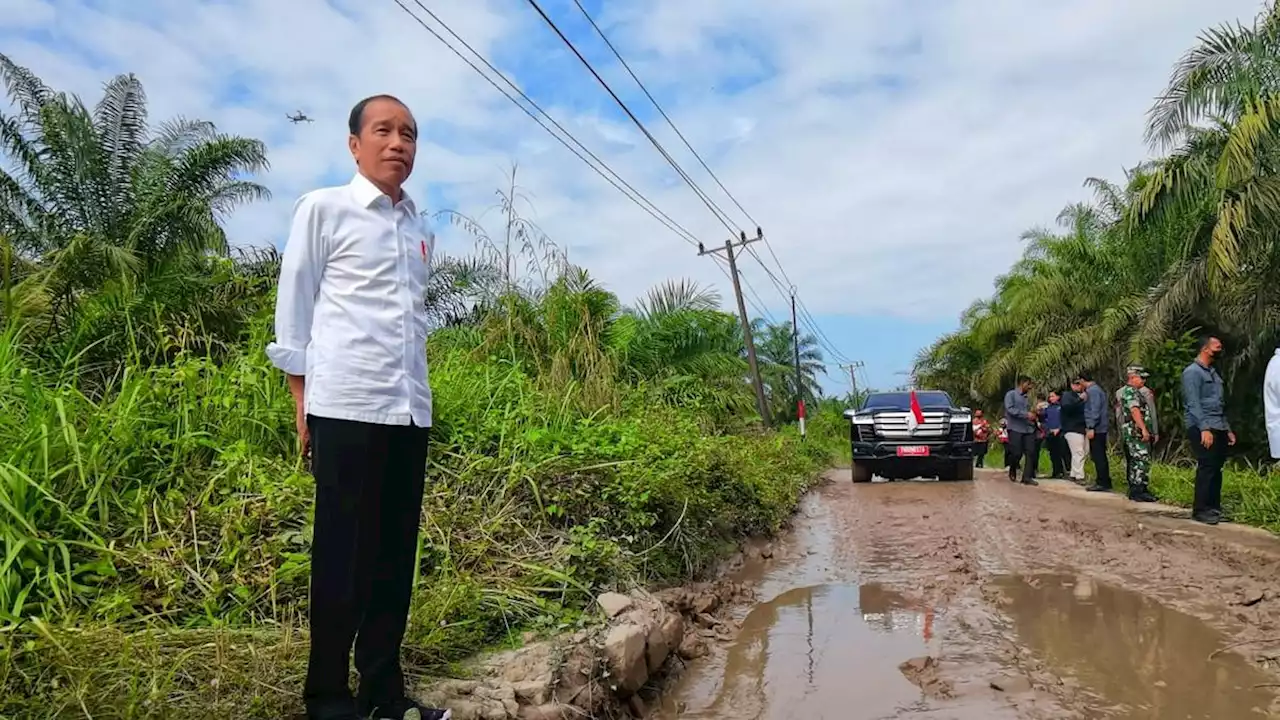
[{"x1": 862, "y1": 391, "x2": 952, "y2": 410}]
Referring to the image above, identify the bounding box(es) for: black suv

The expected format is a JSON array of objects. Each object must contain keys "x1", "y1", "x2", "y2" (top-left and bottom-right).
[{"x1": 843, "y1": 390, "x2": 975, "y2": 483}]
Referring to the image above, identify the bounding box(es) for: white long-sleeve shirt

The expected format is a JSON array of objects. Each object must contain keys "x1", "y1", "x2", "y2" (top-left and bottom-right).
[
  {"x1": 1266, "y1": 349, "x2": 1280, "y2": 458},
  {"x1": 266, "y1": 173, "x2": 435, "y2": 427}
]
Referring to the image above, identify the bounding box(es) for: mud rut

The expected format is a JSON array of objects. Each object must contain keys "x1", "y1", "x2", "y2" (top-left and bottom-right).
[{"x1": 652, "y1": 469, "x2": 1280, "y2": 719}]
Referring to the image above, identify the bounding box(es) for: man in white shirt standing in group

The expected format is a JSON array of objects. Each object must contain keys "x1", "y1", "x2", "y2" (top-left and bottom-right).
[
  {"x1": 268, "y1": 95, "x2": 450, "y2": 720},
  {"x1": 1267, "y1": 346, "x2": 1280, "y2": 462}
]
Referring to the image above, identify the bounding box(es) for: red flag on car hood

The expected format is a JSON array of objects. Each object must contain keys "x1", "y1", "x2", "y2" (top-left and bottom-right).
[{"x1": 906, "y1": 390, "x2": 926, "y2": 432}]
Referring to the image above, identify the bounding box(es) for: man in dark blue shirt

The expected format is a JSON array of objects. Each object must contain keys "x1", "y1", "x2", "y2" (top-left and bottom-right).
[
  {"x1": 1182, "y1": 335, "x2": 1236, "y2": 524},
  {"x1": 1003, "y1": 375, "x2": 1039, "y2": 486},
  {"x1": 1043, "y1": 391, "x2": 1066, "y2": 479},
  {"x1": 1079, "y1": 372, "x2": 1112, "y2": 492}
]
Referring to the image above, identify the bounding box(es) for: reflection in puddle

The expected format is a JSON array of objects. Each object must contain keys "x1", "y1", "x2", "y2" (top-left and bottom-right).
[
  {"x1": 657, "y1": 584, "x2": 940, "y2": 719},
  {"x1": 992, "y1": 574, "x2": 1276, "y2": 719}
]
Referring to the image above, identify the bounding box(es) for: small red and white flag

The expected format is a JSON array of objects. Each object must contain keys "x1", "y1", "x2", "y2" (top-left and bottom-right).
[{"x1": 906, "y1": 390, "x2": 926, "y2": 433}]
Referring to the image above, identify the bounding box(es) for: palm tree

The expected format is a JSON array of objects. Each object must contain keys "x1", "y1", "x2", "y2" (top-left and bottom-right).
[
  {"x1": 0, "y1": 53, "x2": 270, "y2": 362},
  {"x1": 612, "y1": 279, "x2": 752, "y2": 415},
  {"x1": 1138, "y1": 2, "x2": 1280, "y2": 286},
  {"x1": 751, "y1": 320, "x2": 825, "y2": 422}
]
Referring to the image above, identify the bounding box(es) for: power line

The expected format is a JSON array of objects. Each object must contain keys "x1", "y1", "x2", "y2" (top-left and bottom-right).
[
  {"x1": 797, "y1": 297, "x2": 852, "y2": 365},
  {"x1": 738, "y1": 273, "x2": 780, "y2": 326},
  {"x1": 569, "y1": 0, "x2": 759, "y2": 229},
  {"x1": 391, "y1": 0, "x2": 702, "y2": 249},
  {"x1": 569, "y1": 0, "x2": 810, "y2": 324},
  {"x1": 395, "y1": 0, "x2": 840, "y2": 371},
  {"x1": 523, "y1": 0, "x2": 743, "y2": 237}
]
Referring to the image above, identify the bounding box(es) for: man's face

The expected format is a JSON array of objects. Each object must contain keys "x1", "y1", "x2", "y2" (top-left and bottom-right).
[
  {"x1": 1127, "y1": 374, "x2": 1144, "y2": 388},
  {"x1": 1205, "y1": 337, "x2": 1224, "y2": 362},
  {"x1": 349, "y1": 98, "x2": 417, "y2": 190},
  {"x1": 1049, "y1": 392, "x2": 1060, "y2": 404},
  {"x1": 1020, "y1": 380, "x2": 1034, "y2": 393},
  {"x1": 1071, "y1": 380, "x2": 1085, "y2": 392}
]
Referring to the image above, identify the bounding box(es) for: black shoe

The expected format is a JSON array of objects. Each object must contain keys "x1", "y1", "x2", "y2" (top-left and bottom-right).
[
  {"x1": 1086, "y1": 484, "x2": 1112, "y2": 493},
  {"x1": 1192, "y1": 511, "x2": 1220, "y2": 525},
  {"x1": 1129, "y1": 490, "x2": 1158, "y2": 503},
  {"x1": 1021, "y1": 479, "x2": 1039, "y2": 486},
  {"x1": 364, "y1": 699, "x2": 452, "y2": 720},
  {"x1": 1008, "y1": 470, "x2": 1017, "y2": 482}
]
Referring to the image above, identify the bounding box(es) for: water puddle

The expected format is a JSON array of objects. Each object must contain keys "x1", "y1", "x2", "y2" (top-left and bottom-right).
[
  {"x1": 990, "y1": 574, "x2": 1277, "y2": 718},
  {"x1": 656, "y1": 583, "x2": 951, "y2": 719}
]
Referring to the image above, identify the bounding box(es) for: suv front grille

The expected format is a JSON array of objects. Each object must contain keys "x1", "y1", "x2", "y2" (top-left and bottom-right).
[
  {"x1": 949, "y1": 422, "x2": 970, "y2": 442},
  {"x1": 871, "y1": 411, "x2": 948, "y2": 439}
]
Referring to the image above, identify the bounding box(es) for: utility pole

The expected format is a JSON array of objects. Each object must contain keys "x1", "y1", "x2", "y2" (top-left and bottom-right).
[
  {"x1": 700, "y1": 229, "x2": 769, "y2": 426},
  {"x1": 791, "y1": 288, "x2": 805, "y2": 439},
  {"x1": 841, "y1": 361, "x2": 865, "y2": 407}
]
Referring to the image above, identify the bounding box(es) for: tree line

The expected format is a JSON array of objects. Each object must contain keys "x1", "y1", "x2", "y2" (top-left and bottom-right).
[
  {"x1": 914, "y1": 1, "x2": 1280, "y2": 461},
  {"x1": 0, "y1": 52, "x2": 829, "y2": 424}
]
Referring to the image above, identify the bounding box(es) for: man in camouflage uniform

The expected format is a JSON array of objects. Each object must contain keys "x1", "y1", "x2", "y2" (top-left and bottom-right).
[{"x1": 1121, "y1": 366, "x2": 1159, "y2": 503}]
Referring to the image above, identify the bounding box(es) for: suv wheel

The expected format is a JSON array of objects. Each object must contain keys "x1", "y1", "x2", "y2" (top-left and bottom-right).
[{"x1": 851, "y1": 461, "x2": 873, "y2": 483}]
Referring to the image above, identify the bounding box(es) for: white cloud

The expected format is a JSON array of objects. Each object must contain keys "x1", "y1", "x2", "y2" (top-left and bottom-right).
[{"x1": 0, "y1": 0, "x2": 1266, "y2": 328}]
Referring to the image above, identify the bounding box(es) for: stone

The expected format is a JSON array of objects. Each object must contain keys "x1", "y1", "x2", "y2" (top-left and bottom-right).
[
  {"x1": 446, "y1": 700, "x2": 484, "y2": 720},
  {"x1": 629, "y1": 695, "x2": 648, "y2": 716},
  {"x1": 692, "y1": 593, "x2": 719, "y2": 615},
  {"x1": 556, "y1": 678, "x2": 606, "y2": 710},
  {"x1": 436, "y1": 679, "x2": 481, "y2": 696},
  {"x1": 603, "y1": 623, "x2": 649, "y2": 694},
  {"x1": 519, "y1": 704, "x2": 568, "y2": 720},
  {"x1": 990, "y1": 674, "x2": 1033, "y2": 694},
  {"x1": 597, "y1": 592, "x2": 634, "y2": 618},
  {"x1": 646, "y1": 621, "x2": 670, "y2": 674},
  {"x1": 479, "y1": 684, "x2": 519, "y2": 717},
  {"x1": 678, "y1": 633, "x2": 706, "y2": 660},
  {"x1": 512, "y1": 679, "x2": 552, "y2": 706},
  {"x1": 659, "y1": 612, "x2": 684, "y2": 650},
  {"x1": 497, "y1": 644, "x2": 555, "y2": 684}
]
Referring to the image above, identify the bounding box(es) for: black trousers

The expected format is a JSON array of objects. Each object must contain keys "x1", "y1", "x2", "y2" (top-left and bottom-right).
[
  {"x1": 1046, "y1": 433, "x2": 1068, "y2": 477},
  {"x1": 305, "y1": 416, "x2": 430, "y2": 717},
  {"x1": 1189, "y1": 427, "x2": 1229, "y2": 515},
  {"x1": 1007, "y1": 430, "x2": 1037, "y2": 482},
  {"x1": 1089, "y1": 432, "x2": 1111, "y2": 488},
  {"x1": 974, "y1": 441, "x2": 989, "y2": 467}
]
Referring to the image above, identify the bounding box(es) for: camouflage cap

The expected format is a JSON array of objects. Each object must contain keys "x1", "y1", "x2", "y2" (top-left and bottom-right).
[{"x1": 1126, "y1": 365, "x2": 1150, "y2": 378}]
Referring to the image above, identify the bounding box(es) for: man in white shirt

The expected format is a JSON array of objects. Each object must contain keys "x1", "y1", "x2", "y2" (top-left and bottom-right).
[
  {"x1": 1267, "y1": 347, "x2": 1280, "y2": 460},
  {"x1": 268, "y1": 95, "x2": 450, "y2": 720}
]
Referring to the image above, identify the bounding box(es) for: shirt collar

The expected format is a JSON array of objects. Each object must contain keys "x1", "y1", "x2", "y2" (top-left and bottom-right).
[{"x1": 349, "y1": 172, "x2": 416, "y2": 213}]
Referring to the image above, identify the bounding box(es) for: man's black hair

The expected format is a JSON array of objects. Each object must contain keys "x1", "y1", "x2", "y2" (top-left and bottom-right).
[
  {"x1": 1017, "y1": 375, "x2": 1033, "y2": 384},
  {"x1": 348, "y1": 94, "x2": 409, "y2": 135},
  {"x1": 1076, "y1": 371, "x2": 1093, "y2": 382},
  {"x1": 1197, "y1": 334, "x2": 1219, "y2": 353}
]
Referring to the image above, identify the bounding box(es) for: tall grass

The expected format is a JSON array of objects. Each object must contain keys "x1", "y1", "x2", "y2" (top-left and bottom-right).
[{"x1": 0, "y1": 312, "x2": 832, "y2": 718}]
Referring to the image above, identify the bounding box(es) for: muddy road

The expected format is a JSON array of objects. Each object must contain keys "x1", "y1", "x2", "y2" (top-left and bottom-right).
[{"x1": 654, "y1": 470, "x2": 1280, "y2": 719}]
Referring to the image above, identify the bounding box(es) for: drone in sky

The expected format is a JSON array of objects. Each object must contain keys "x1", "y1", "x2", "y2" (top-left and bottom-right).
[{"x1": 286, "y1": 110, "x2": 314, "y2": 124}]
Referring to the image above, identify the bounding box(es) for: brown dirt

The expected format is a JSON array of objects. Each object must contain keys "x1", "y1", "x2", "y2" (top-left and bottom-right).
[{"x1": 652, "y1": 469, "x2": 1280, "y2": 719}]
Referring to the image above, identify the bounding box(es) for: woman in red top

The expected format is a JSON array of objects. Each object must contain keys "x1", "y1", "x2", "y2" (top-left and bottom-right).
[{"x1": 973, "y1": 410, "x2": 991, "y2": 468}]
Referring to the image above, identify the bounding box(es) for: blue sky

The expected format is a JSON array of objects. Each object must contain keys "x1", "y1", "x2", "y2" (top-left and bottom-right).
[{"x1": 1, "y1": 0, "x2": 1264, "y2": 392}]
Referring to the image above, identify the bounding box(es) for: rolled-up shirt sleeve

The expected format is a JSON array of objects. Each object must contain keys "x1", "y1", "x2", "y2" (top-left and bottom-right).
[
  {"x1": 1182, "y1": 366, "x2": 1205, "y2": 430},
  {"x1": 266, "y1": 195, "x2": 325, "y2": 376}
]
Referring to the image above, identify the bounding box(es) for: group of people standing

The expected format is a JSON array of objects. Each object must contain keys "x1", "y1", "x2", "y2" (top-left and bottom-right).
[
  {"x1": 968, "y1": 336, "x2": 1242, "y2": 523},
  {"x1": 979, "y1": 372, "x2": 1148, "y2": 497}
]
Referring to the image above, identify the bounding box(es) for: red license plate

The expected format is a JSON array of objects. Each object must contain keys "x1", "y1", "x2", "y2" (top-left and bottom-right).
[{"x1": 896, "y1": 446, "x2": 930, "y2": 457}]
